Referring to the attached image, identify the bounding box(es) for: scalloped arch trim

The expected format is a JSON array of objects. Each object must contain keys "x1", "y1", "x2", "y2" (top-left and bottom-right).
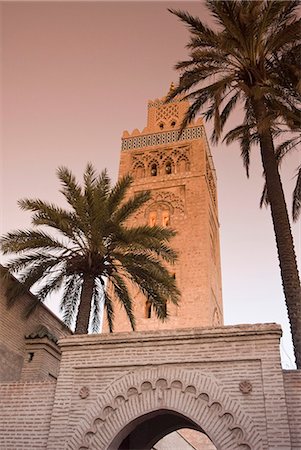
[{"x1": 67, "y1": 366, "x2": 263, "y2": 450}]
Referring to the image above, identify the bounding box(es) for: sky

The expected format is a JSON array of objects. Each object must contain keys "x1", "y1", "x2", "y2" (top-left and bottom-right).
[{"x1": 1, "y1": 1, "x2": 300, "y2": 368}]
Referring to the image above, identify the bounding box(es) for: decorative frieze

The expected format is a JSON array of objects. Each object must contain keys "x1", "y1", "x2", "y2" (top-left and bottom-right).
[{"x1": 121, "y1": 126, "x2": 204, "y2": 151}]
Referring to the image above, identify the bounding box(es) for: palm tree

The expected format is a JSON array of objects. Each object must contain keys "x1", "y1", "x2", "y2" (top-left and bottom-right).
[
  {"x1": 0, "y1": 164, "x2": 179, "y2": 334},
  {"x1": 167, "y1": 1, "x2": 301, "y2": 367}
]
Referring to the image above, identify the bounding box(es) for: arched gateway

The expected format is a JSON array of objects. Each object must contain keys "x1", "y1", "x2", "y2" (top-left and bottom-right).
[{"x1": 68, "y1": 367, "x2": 263, "y2": 450}]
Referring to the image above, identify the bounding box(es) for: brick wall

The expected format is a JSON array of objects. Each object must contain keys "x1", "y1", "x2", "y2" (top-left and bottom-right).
[
  {"x1": 0, "y1": 381, "x2": 56, "y2": 449},
  {"x1": 0, "y1": 279, "x2": 71, "y2": 382},
  {"x1": 47, "y1": 324, "x2": 293, "y2": 449},
  {"x1": 283, "y1": 370, "x2": 301, "y2": 449}
]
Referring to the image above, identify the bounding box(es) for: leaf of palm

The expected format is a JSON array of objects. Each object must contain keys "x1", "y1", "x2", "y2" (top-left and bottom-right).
[
  {"x1": 18, "y1": 198, "x2": 83, "y2": 246},
  {"x1": 60, "y1": 275, "x2": 82, "y2": 326},
  {"x1": 265, "y1": 19, "x2": 301, "y2": 55},
  {"x1": 168, "y1": 8, "x2": 220, "y2": 47},
  {"x1": 34, "y1": 272, "x2": 65, "y2": 303},
  {"x1": 107, "y1": 174, "x2": 133, "y2": 215},
  {"x1": 116, "y1": 252, "x2": 180, "y2": 305},
  {"x1": 109, "y1": 272, "x2": 135, "y2": 330},
  {"x1": 293, "y1": 166, "x2": 301, "y2": 222},
  {"x1": 57, "y1": 166, "x2": 87, "y2": 221},
  {"x1": 103, "y1": 289, "x2": 114, "y2": 332},
  {"x1": 112, "y1": 191, "x2": 151, "y2": 225},
  {"x1": 4, "y1": 252, "x2": 57, "y2": 273},
  {"x1": 207, "y1": 1, "x2": 249, "y2": 52},
  {"x1": 0, "y1": 229, "x2": 70, "y2": 254},
  {"x1": 114, "y1": 225, "x2": 177, "y2": 262}
]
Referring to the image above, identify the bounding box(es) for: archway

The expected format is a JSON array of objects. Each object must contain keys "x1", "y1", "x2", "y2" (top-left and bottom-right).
[
  {"x1": 110, "y1": 409, "x2": 216, "y2": 449},
  {"x1": 68, "y1": 367, "x2": 263, "y2": 450}
]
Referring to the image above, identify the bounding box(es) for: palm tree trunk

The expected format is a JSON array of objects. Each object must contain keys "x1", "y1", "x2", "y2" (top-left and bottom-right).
[
  {"x1": 75, "y1": 274, "x2": 94, "y2": 334},
  {"x1": 252, "y1": 99, "x2": 301, "y2": 368}
]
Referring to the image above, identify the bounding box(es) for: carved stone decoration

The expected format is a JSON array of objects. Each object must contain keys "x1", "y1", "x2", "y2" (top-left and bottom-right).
[
  {"x1": 68, "y1": 367, "x2": 263, "y2": 450},
  {"x1": 122, "y1": 126, "x2": 203, "y2": 151},
  {"x1": 131, "y1": 146, "x2": 190, "y2": 179},
  {"x1": 239, "y1": 380, "x2": 253, "y2": 394},
  {"x1": 132, "y1": 191, "x2": 185, "y2": 224},
  {"x1": 79, "y1": 386, "x2": 90, "y2": 399}
]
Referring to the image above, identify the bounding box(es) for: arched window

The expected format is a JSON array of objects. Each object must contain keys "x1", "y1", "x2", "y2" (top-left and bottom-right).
[
  {"x1": 135, "y1": 165, "x2": 145, "y2": 179},
  {"x1": 177, "y1": 158, "x2": 190, "y2": 173},
  {"x1": 162, "y1": 210, "x2": 170, "y2": 227},
  {"x1": 149, "y1": 211, "x2": 157, "y2": 227},
  {"x1": 165, "y1": 162, "x2": 172, "y2": 175},
  {"x1": 151, "y1": 163, "x2": 157, "y2": 177},
  {"x1": 145, "y1": 301, "x2": 152, "y2": 319}
]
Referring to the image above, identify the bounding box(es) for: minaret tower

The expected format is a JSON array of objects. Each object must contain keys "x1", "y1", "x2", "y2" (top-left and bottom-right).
[{"x1": 103, "y1": 86, "x2": 223, "y2": 332}]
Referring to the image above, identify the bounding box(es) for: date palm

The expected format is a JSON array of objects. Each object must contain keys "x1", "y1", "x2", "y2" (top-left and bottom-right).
[
  {"x1": 0, "y1": 164, "x2": 179, "y2": 334},
  {"x1": 168, "y1": 1, "x2": 301, "y2": 367}
]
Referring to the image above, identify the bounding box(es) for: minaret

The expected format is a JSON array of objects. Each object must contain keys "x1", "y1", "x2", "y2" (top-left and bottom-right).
[{"x1": 103, "y1": 86, "x2": 223, "y2": 332}]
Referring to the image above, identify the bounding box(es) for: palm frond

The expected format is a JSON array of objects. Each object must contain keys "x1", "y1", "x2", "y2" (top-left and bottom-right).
[
  {"x1": 110, "y1": 272, "x2": 135, "y2": 331},
  {"x1": 112, "y1": 190, "x2": 151, "y2": 225},
  {"x1": 0, "y1": 229, "x2": 69, "y2": 255},
  {"x1": 293, "y1": 166, "x2": 301, "y2": 222},
  {"x1": 60, "y1": 275, "x2": 82, "y2": 327},
  {"x1": 107, "y1": 174, "x2": 133, "y2": 215},
  {"x1": 90, "y1": 278, "x2": 104, "y2": 333},
  {"x1": 103, "y1": 289, "x2": 114, "y2": 333}
]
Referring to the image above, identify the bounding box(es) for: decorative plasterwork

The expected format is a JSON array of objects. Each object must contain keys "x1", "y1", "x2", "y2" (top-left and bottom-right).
[
  {"x1": 133, "y1": 191, "x2": 185, "y2": 223},
  {"x1": 121, "y1": 126, "x2": 204, "y2": 151},
  {"x1": 155, "y1": 103, "x2": 179, "y2": 123},
  {"x1": 132, "y1": 146, "x2": 190, "y2": 179},
  {"x1": 67, "y1": 366, "x2": 263, "y2": 450},
  {"x1": 148, "y1": 98, "x2": 180, "y2": 108}
]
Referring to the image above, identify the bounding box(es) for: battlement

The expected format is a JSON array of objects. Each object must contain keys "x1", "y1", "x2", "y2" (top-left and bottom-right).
[{"x1": 122, "y1": 86, "x2": 204, "y2": 140}]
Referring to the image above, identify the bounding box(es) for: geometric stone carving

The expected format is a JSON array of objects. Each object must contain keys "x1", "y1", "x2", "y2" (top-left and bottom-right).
[
  {"x1": 121, "y1": 126, "x2": 204, "y2": 151},
  {"x1": 68, "y1": 366, "x2": 263, "y2": 450},
  {"x1": 131, "y1": 146, "x2": 190, "y2": 179},
  {"x1": 239, "y1": 380, "x2": 253, "y2": 395},
  {"x1": 79, "y1": 386, "x2": 90, "y2": 399},
  {"x1": 133, "y1": 190, "x2": 185, "y2": 223}
]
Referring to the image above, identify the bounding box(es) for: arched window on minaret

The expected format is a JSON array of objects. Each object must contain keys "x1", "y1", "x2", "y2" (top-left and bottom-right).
[
  {"x1": 165, "y1": 162, "x2": 172, "y2": 175},
  {"x1": 151, "y1": 163, "x2": 158, "y2": 177},
  {"x1": 162, "y1": 210, "x2": 170, "y2": 227},
  {"x1": 145, "y1": 300, "x2": 152, "y2": 318},
  {"x1": 135, "y1": 164, "x2": 145, "y2": 179},
  {"x1": 149, "y1": 211, "x2": 157, "y2": 227}
]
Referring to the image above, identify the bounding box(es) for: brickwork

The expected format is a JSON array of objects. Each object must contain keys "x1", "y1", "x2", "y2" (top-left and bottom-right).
[
  {"x1": 103, "y1": 90, "x2": 223, "y2": 333},
  {"x1": 0, "y1": 277, "x2": 71, "y2": 382},
  {"x1": 20, "y1": 337, "x2": 61, "y2": 381},
  {"x1": 283, "y1": 370, "x2": 301, "y2": 449},
  {"x1": 0, "y1": 381, "x2": 56, "y2": 449},
  {"x1": 44, "y1": 323, "x2": 296, "y2": 450}
]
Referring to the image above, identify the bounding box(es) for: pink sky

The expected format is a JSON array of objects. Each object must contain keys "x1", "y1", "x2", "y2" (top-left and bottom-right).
[{"x1": 1, "y1": 1, "x2": 300, "y2": 367}]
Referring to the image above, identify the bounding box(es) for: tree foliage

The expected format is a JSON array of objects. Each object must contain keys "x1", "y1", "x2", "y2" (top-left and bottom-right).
[
  {"x1": 168, "y1": 0, "x2": 301, "y2": 367},
  {"x1": 0, "y1": 164, "x2": 180, "y2": 334}
]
